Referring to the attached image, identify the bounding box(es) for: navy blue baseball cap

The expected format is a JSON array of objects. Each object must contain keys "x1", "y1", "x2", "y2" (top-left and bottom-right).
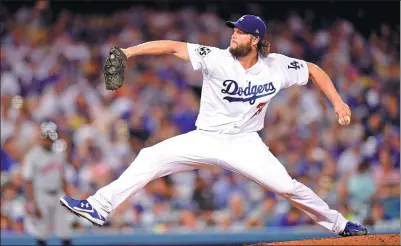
[{"x1": 225, "y1": 15, "x2": 266, "y2": 40}]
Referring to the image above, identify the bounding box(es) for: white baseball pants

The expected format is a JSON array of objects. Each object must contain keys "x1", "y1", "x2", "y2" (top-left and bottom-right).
[{"x1": 88, "y1": 130, "x2": 347, "y2": 233}]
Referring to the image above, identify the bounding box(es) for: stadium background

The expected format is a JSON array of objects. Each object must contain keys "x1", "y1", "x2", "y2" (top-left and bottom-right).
[{"x1": 1, "y1": 0, "x2": 400, "y2": 245}]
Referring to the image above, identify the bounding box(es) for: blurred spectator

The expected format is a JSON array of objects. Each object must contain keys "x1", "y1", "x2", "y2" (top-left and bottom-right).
[
  {"x1": 346, "y1": 160, "x2": 376, "y2": 212},
  {"x1": 228, "y1": 193, "x2": 248, "y2": 230},
  {"x1": 1, "y1": 214, "x2": 13, "y2": 232},
  {"x1": 337, "y1": 143, "x2": 361, "y2": 176},
  {"x1": 363, "y1": 202, "x2": 398, "y2": 230},
  {"x1": 252, "y1": 192, "x2": 283, "y2": 227},
  {"x1": 192, "y1": 174, "x2": 216, "y2": 227},
  {"x1": 372, "y1": 149, "x2": 400, "y2": 200},
  {"x1": 278, "y1": 207, "x2": 303, "y2": 227},
  {"x1": 179, "y1": 210, "x2": 199, "y2": 230},
  {"x1": 192, "y1": 174, "x2": 215, "y2": 210}
]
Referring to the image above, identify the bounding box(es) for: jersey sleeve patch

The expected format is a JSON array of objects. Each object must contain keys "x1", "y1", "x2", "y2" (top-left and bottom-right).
[
  {"x1": 287, "y1": 60, "x2": 304, "y2": 70},
  {"x1": 196, "y1": 46, "x2": 211, "y2": 58}
]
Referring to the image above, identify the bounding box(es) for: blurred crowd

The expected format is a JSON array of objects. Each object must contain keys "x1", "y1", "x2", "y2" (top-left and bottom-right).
[{"x1": 1, "y1": 1, "x2": 400, "y2": 234}]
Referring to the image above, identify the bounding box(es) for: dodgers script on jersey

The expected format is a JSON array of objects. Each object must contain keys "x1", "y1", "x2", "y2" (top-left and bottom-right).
[{"x1": 187, "y1": 43, "x2": 309, "y2": 134}]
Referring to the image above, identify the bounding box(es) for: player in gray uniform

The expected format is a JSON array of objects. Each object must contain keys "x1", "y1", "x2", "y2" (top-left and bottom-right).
[{"x1": 22, "y1": 122, "x2": 72, "y2": 246}]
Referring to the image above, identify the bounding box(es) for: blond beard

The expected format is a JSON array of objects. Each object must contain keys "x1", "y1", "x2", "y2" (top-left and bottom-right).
[{"x1": 229, "y1": 41, "x2": 252, "y2": 57}]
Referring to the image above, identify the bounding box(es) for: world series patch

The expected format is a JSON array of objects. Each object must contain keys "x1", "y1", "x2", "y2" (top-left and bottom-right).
[{"x1": 196, "y1": 46, "x2": 211, "y2": 58}]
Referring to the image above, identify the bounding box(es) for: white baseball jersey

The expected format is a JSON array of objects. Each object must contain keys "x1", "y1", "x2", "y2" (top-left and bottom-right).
[{"x1": 186, "y1": 43, "x2": 309, "y2": 134}]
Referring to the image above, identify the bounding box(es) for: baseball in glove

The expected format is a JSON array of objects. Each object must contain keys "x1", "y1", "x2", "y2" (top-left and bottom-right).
[{"x1": 103, "y1": 46, "x2": 128, "y2": 90}]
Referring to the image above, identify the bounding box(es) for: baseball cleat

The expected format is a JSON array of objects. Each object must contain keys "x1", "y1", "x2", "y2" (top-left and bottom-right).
[
  {"x1": 60, "y1": 196, "x2": 106, "y2": 227},
  {"x1": 339, "y1": 221, "x2": 368, "y2": 237}
]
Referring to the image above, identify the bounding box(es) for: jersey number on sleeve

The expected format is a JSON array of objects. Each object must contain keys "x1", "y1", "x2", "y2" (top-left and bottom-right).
[{"x1": 288, "y1": 60, "x2": 301, "y2": 70}]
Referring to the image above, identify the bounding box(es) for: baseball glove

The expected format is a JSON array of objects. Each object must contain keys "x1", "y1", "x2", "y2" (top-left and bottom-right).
[{"x1": 103, "y1": 45, "x2": 128, "y2": 90}]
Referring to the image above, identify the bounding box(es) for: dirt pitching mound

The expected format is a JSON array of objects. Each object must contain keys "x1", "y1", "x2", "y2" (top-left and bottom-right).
[{"x1": 258, "y1": 234, "x2": 399, "y2": 245}]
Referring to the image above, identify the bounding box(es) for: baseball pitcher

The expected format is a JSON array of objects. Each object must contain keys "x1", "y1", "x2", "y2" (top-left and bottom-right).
[
  {"x1": 61, "y1": 15, "x2": 367, "y2": 237},
  {"x1": 23, "y1": 122, "x2": 72, "y2": 246}
]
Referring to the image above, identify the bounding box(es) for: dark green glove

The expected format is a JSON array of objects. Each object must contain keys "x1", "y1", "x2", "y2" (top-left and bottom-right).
[{"x1": 103, "y1": 46, "x2": 128, "y2": 90}]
